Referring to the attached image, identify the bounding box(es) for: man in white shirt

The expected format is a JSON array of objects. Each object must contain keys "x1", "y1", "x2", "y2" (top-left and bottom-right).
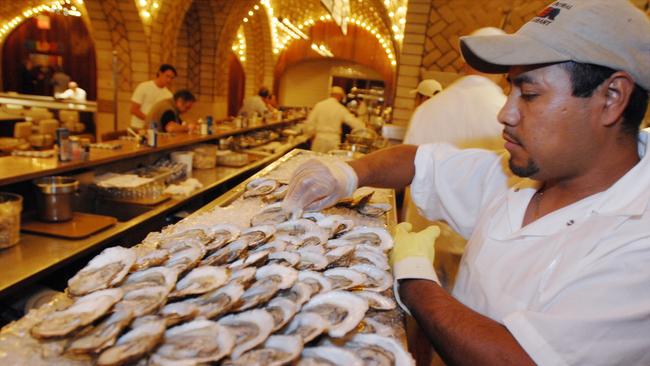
[
  {"x1": 404, "y1": 28, "x2": 506, "y2": 149},
  {"x1": 239, "y1": 86, "x2": 273, "y2": 118},
  {"x1": 305, "y1": 86, "x2": 366, "y2": 153},
  {"x1": 130, "y1": 64, "x2": 176, "y2": 129},
  {"x1": 283, "y1": 1, "x2": 650, "y2": 364},
  {"x1": 56, "y1": 81, "x2": 86, "y2": 101}
]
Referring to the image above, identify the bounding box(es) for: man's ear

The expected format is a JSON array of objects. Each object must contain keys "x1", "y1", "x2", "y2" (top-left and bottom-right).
[{"x1": 601, "y1": 71, "x2": 635, "y2": 127}]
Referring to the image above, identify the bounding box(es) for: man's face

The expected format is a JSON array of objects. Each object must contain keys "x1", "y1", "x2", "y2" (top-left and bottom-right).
[
  {"x1": 177, "y1": 100, "x2": 194, "y2": 113},
  {"x1": 157, "y1": 70, "x2": 176, "y2": 87},
  {"x1": 499, "y1": 64, "x2": 603, "y2": 181}
]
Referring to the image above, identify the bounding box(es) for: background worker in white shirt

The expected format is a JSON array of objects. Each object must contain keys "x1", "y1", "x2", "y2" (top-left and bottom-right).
[
  {"x1": 410, "y1": 79, "x2": 442, "y2": 109},
  {"x1": 283, "y1": 1, "x2": 650, "y2": 364},
  {"x1": 305, "y1": 86, "x2": 366, "y2": 153},
  {"x1": 56, "y1": 81, "x2": 86, "y2": 101},
  {"x1": 130, "y1": 64, "x2": 176, "y2": 129},
  {"x1": 239, "y1": 86, "x2": 273, "y2": 117},
  {"x1": 404, "y1": 27, "x2": 506, "y2": 149}
]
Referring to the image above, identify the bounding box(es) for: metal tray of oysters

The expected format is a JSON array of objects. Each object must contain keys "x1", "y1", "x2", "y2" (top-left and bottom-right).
[{"x1": 0, "y1": 149, "x2": 413, "y2": 366}]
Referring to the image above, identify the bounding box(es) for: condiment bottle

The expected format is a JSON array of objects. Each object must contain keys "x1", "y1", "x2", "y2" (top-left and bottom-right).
[{"x1": 56, "y1": 127, "x2": 71, "y2": 162}]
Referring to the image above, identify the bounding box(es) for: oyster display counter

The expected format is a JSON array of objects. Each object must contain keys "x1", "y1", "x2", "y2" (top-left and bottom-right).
[
  {"x1": 0, "y1": 149, "x2": 416, "y2": 365},
  {"x1": 0, "y1": 129, "x2": 311, "y2": 299}
]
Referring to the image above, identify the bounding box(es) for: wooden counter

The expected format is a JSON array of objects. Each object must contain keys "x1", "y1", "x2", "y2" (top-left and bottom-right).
[
  {"x1": 0, "y1": 118, "x2": 304, "y2": 186},
  {"x1": 0, "y1": 134, "x2": 311, "y2": 298}
]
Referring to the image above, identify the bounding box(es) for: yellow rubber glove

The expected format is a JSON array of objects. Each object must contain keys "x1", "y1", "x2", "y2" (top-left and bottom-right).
[{"x1": 390, "y1": 222, "x2": 441, "y2": 283}]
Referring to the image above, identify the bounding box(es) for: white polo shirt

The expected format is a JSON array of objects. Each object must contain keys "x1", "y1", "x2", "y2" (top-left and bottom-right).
[{"x1": 410, "y1": 131, "x2": 650, "y2": 365}]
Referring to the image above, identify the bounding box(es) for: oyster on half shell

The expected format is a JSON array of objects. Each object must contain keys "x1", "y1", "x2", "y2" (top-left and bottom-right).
[
  {"x1": 96, "y1": 319, "x2": 166, "y2": 366},
  {"x1": 67, "y1": 246, "x2": 135, "y2": 296},
  {"x1": 343, "y1": 333, "x2": 415, "y2": 366},
  {"x1": 151, "y1": 319, "x2": 235, "y2": 365},
  {"x1": 191, "y1": 282, "x2": 245, "y2": 319},
  {"x1": 339, "y1": 227, "x2": 394, "y2": 252},
  {"x1": 121, "y1": 266, "x2": 178, "y2": 294},
  {"x1": 282, "y1": 312, "x2": 329, "y2": 343},
  {"x1": 225, "y1": 334, "x2": 302, "y2": 366},
  {"x1": 66, "y1": 309, "x2": 135, "y2": 354},
  {"x1": 302, "y1": 290, "x2": 369, "y2": 337},
  {"x1": 350, "y1": 264, "x2": 393, "y2": 292},
  {"x1": 114, "y1": 286, "x2": 169, "y2": 317},
  {"x1": 266, "y1": 297, "x2": 298, "y2": 331},
  {"x1": 31, "y1": 288, "x2": 123, "y2": 339},
  {"x1": 244, "y1": 178, "x2": 279, "y2": 198},
  {"x1": 218, "y1": 309, "x2": 275, "y2": 359},
  {"x1": 323, "y1": 268, "x2": 367, "y2": 291},
  {"x1": 297, "y1": 346, "x2": 364, "y2": 366},
  {"x1": 250, "y1": 202, "x2": 290, "y2": 226},
  {"x1": 169, "y1": 265, "x2": 230, "y2": 298}
]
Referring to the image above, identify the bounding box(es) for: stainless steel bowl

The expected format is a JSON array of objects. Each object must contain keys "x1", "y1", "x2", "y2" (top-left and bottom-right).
[{"x1": 33, "y1": 176, "x2": 79, "y2": 222}]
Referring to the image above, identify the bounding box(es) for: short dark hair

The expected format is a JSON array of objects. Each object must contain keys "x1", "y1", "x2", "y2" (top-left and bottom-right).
[
  {"x1": 158, "y1": 64, "x2": 177, "y2": 76},
  {"x1": 173, "y1": 89, "x2": 196, "y2": 102},
  {"x1": 559, "y1": 61, "x2": 648, "y2": 137},
  {"x1": 258, "y1": 87, "x2": 270, "y2": 98}
]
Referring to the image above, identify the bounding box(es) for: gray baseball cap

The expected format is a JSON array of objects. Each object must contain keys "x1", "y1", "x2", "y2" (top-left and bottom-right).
[{"x1": 460, "y1": 0, "x2": 650, "y2": 91}]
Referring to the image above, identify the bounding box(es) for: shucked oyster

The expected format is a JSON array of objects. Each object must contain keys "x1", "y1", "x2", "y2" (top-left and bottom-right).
[
  {"x1": 228, "y1": 249, "x2": 270, "y2": 270},
  {"x1": 132, "y1": 247, "x2": 170, "y2": 271},
  {"x1": 354, "y1": 290, "x2": 397, "y2": 311},
  {"x1": 121, "y1": 266, "x2": 178, "y2": 294},
  {"x1": 205, "y1": 224, "x2": 242, "y2": 252},
  {"x1": 339, "y1": 227, "x2": 394, "y2": 252},
  {"x1": 278, "y1": 281, "x2": 315, "y2": 307},
  {"x1": 266, "y1": 297, "x2": 299, "y2": 331},
  {"x1": 225, "y1": 335, "x2": 302, "y2": 366},
  {"x1": 218, "y1": 309, "x2": 275, "y2": 359},
  {"x1": 68, "y1": 246, "x2": 135, "y2": 296},
  {"x1": 164, "y1": 245, "x2": 205, "y2": 273},
  {"x1": 316, "y1": 215, "x2": 355, "y2": 238},
  {"x1": 191, "y1": 282, "x2": 245, "y2": 319},
  {"x1": 67, "y1": 309, "x2": 135, "y2": 354},
  {"x1": 97, "y1": 319, "x2": 166, "y2": 366},
  {"x1": 297, "y1": 346, "x2": 364, "y2": 366},
  {"x1": 234, "y1": 264, "x2": 298, "y2": 312},
  {"x1": 169, "y1": 265, "x2": 230, "y2": 298},
  {"x1": 158, "y1": 228, "x2": 211, "y2": 253},
  {"x1": 343, "y1": 333, "x2": 415, "y2": 366},
  {"x1": 244, "y1": 178, "x2": 279, "y2": 198},
  {"x1": 31, "y1": 288, "x2": 124, "y2": 339},
  {"x1": 132, "y1": 301, "x2": 200, "y2": 328},
  {"x1": 275, "y1": 219, "x2": 328, "y2": 247},
  {"x1": 150, "y1": 319, "x2": 235, "y2": 365},
  {"x1": 350, "y1": 264, "x2": 393, "y2": 292},
  {"x1": 251, "y1": 202, "x2": 290, "y2": 226},
  {"x1": 239, "y1": 225, "x2": 276, "y2": 248},
  {"x1": 357, "y1": 203, "x2": 392, "y2": 217},
  {"x1": 302, "y1": 290, "x2": 369, "y2": 337},
  {"x1": 323, "y1": 268, "x2": 367, "y2": 291},
  {"x1": 298, "y1": 270, "x2": 333, "y2": 294},
  {"x1": 282, "y1": 312, "x2": 329, "y2": 343},
  {"x1": 201, "y1": 239, "x2": 248, "y2": 266},
  {"x1": 115, "y1": 286, "x2": 170, "y2": 317}
]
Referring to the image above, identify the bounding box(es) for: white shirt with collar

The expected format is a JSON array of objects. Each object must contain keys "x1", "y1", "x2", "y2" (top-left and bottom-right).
[
  {"x1": 410, "y1": 131, "x2": 650, "y2": 365},
  {"x1": 305, "y1": 97, "x2": 365, "y2": 153}
]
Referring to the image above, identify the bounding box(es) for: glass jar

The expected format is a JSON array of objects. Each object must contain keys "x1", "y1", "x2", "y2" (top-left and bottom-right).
[{"x1": 0, "y1": 192, "x2": 23, "y2": 249}]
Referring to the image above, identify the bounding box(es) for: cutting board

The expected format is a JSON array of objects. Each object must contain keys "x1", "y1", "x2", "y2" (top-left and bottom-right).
[{"x1": 21, "y1": 212, "x2": 117, "y2": 239}]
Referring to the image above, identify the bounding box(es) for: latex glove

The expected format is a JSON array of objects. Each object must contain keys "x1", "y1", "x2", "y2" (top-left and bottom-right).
[
  {"x1": 391, "y1": 222, "x2": 441, "y2": 283},
  {"x1": 282, "y1": 158, "x2": 358, "y2": 215}
]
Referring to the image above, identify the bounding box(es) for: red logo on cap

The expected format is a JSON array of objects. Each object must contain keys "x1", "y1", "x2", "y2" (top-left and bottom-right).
[{"x1": 537, "y1": 6, "x2": 561, "y2": 21}]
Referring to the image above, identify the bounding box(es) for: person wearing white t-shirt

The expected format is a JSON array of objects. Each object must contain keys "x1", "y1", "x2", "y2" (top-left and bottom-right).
[
  {"x1": 282, "y1": 1, "x2": 650, "y2": 364},
  {"x1": 304, "y1": 86, "x2": 366, "y2": 153},
  {"x1": 56, "y1": 81, "x2": 86, "y2": 101},
  {"x1": 130, "y1": 64, "x2": 176, "y2": 129}
]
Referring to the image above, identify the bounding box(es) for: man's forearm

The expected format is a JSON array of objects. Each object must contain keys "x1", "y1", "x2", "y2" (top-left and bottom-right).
[
  {"x1": 400, "y1": 279, "x2": 535, "y2": 366},
  {"x1": 349, "y1": 144, "x2": 418, "y2": 189}
]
